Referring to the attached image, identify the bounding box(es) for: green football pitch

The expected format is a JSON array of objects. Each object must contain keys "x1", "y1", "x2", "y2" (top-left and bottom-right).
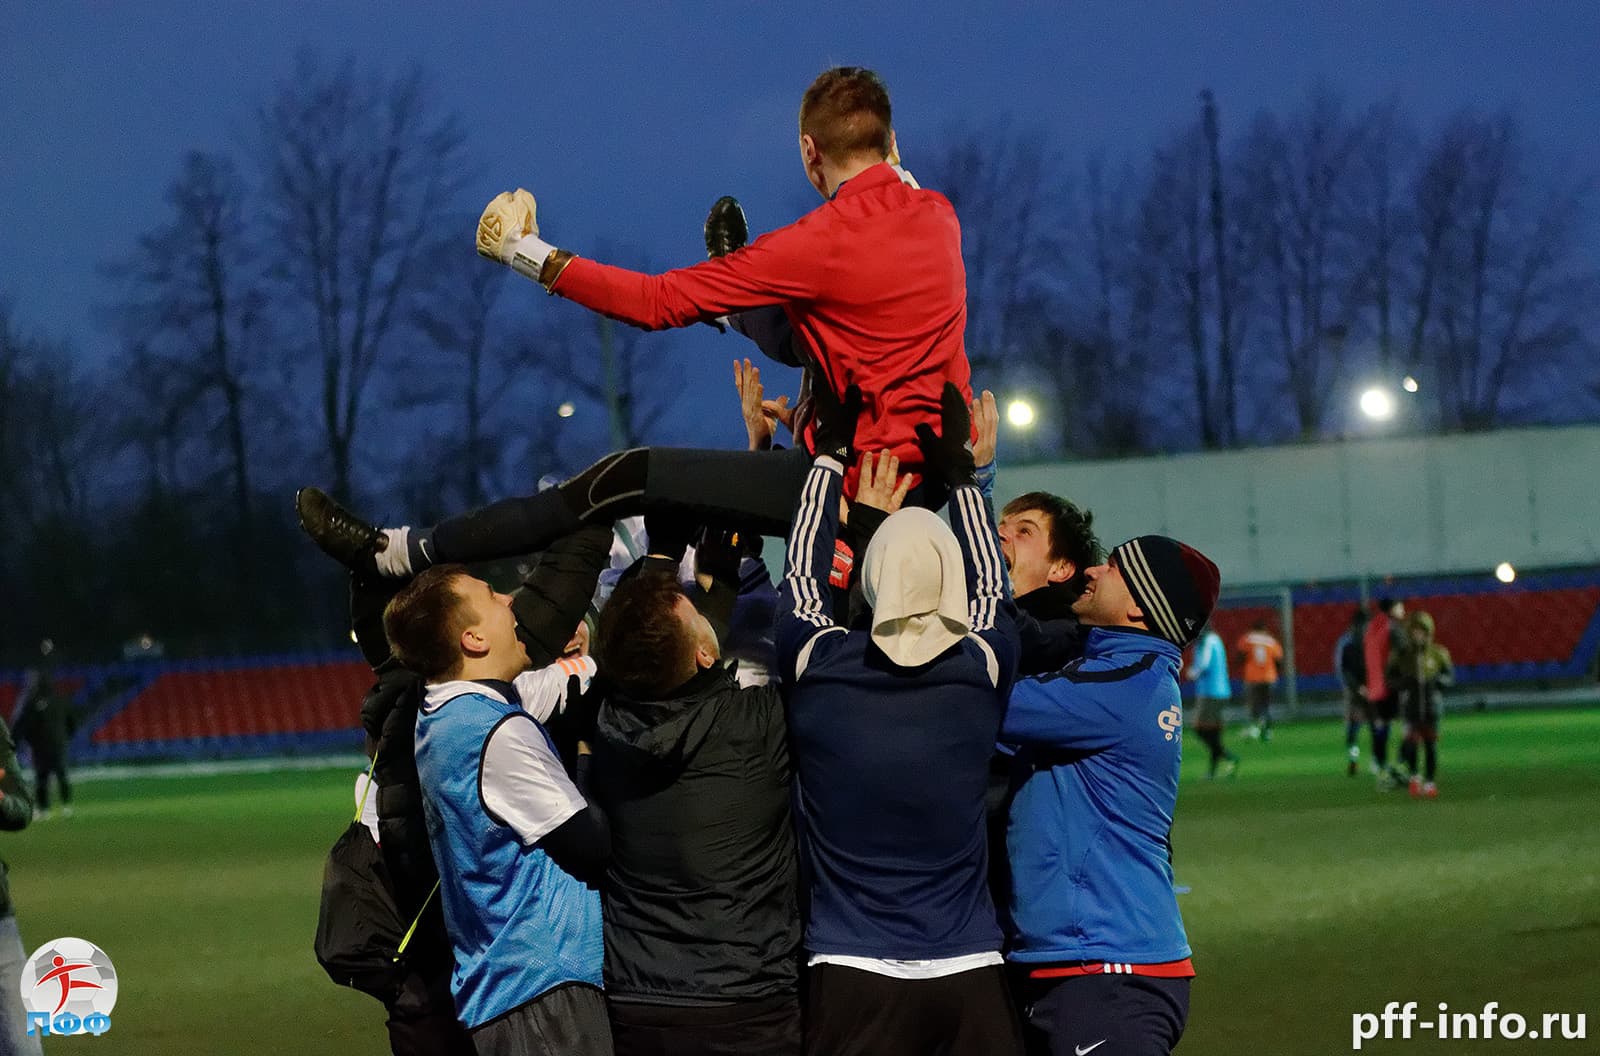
[{"x1": 7, "y1": 707, "x2": 1597, "y2": 1055}]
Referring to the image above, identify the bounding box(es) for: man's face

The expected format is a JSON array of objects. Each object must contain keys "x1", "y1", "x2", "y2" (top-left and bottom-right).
[
  {"x1": 1071, "y1": 559, "x2": 1141, "y2": 628},
  {"x1": 674, "y1": 596, "x2": 721, "y2": 670},
  {"x1": 457, "y1": 576, "x2": 529, "y2": 677},
  {"x1": 998, "y1": 508, "x2": 1074, "y2": 597}
]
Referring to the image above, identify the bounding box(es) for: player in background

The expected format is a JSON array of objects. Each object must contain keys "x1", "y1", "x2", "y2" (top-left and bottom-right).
[
  {"x1": 1388, "y1": 611, "x2": 1454, "y2": 799},
  {"x1": 1333, "y1": 607, "x2": 1370, "y2": 776},
  {"x1": 1364, "y1": 598, "x2": 1410, "y2": 789},
  {"x1": 1235, "y1": 620, "x2": 1284, "y2": 743},
  {"x1": 1186, "y1": 626, "x2": 1238, "y2": 778}
]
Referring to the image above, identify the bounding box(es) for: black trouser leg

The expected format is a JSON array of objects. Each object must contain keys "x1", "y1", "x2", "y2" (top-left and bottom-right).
[
  {"x1": 609, "y1": 992, "x2": 801, "y2": 1056},
  {"x1": 427, "y1": 447, "x2": 812, "y2": 566},
  {"x1": 34, "y1": 768, "x2": 48, "y2": 812},
  {"x1": 1400, "y1": 736, "x2": 1419, "y2": 776},
  {"x1": 1021, "y1": 974, "x2": 1189, "y2": 1056},
  {"x1": 1424, "y1": 739, "x2": 1437, "y2": 781},
  {"x1": 806, "y1": 964, "x2": 1023, "y2": 1056},
  {"x1": 350, "y1": 573, "x2": 406, "y2": 671}
]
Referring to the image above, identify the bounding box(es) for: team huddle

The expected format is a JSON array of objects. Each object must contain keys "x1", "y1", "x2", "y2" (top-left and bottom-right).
[{"x1": 301, "y1": 67, "x2": 1221, "y2": 1056}]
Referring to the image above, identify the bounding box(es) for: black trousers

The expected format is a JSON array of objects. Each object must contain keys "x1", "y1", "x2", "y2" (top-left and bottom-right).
[
  {"x1": 805, "y1": 964, "x2": 1024, "y2": 1056},
  {"x1": 384, "y1": 966, "x2": 476, "y2": 1056},
  {"x1": 431, "y1": 447, "x2": 813, "y2": 567},
  {"x1": 1017, "y1": 974, "x2": 1190, "y2": 1056},
  {"x1": 471, "y1": 983, "x2": 613, "y2": 1056},
  {"x1": 427, "y1": 446, "x2": 951, "y2": 568},
  {"x1": 33, "y1": 757, "x2": 69, "y2": 810},
  {"x1": 609, "y1": 992, "x2": 801, "y2": 1056}
]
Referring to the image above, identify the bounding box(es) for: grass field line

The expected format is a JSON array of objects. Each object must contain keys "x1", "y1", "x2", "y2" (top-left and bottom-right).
[{"x1": 55, "y1": 753, "x2": 368, "y2": 783}]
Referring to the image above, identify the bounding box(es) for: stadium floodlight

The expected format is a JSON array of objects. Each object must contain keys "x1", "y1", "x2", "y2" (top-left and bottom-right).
[
  {"x1": 1496, "y1": 562, "x2": 1516, "y2": 584},
  {"x1": 557, "y1": 401, "x2": 576, "y2": 419},
  {"x1": 1006, "y1": 399, "x2": 1037, "y2": 429},
  {"x1": 1359, "y1": 387, "x2": 1396, "y2": 421},
  {"x1": 1402, "y1": 375, "x2": 1420, "y2": 393}
]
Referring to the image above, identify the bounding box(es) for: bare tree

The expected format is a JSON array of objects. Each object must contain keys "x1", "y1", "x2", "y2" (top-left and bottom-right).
[
  {"x1": 1234, "y1": 88, "x2": 1366, "y2": 438},
  {"x1": 1137, "y1": 119, "x2": 1227, "y2": 448},
  {"x1": 919, "y1": 124, "x2": 1070, "y2": 378},
  {"x1": 1417, "y1": 112, "x2": 1594, "y2": 428},
  {"x1": 406, "y1": 249, "x2": 519, "y2": 507},
  {"x1": 107, "y1": 151, "x2": 267, "y2": 542},
  {"x1": 259, "y1": 52, "x2": 469, "y2": 500}
]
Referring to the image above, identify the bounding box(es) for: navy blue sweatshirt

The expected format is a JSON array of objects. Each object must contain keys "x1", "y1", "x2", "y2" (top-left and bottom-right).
[{"x1": 775, "y1": 457, "x2": 1020, "y2": 959}]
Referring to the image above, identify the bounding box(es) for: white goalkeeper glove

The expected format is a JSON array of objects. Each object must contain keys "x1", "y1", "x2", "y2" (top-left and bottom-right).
[{"x1": 477, "y1": 187, "x2": 558, "y2": 273}]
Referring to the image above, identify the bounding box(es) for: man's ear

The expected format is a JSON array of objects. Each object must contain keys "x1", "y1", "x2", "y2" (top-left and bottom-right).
[
  {"x1": 887, "y1": 128, "x2": 901, "y2": 166},
  {"x1": 1046, "y1": 559, "x2": 1075, "y2": 586},
  {"x1": 695, "y1": 641, "x2": 717, "y2": 671},
  {"x1": 460, "y1": 625, "x2": 489, "y2": 660}
]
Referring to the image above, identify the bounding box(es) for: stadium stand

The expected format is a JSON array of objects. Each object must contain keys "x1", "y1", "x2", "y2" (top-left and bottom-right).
[{"x1": 0, "y1": 568, "x2": 1595, "y2": 763}]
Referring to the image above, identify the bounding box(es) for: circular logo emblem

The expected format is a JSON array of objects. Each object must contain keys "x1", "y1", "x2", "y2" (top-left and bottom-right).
[{"x1": 21, "y1": 937, "x2": 117, "y2": 1037}]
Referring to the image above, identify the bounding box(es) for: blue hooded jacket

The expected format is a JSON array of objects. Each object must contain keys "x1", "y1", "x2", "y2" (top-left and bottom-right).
[
  {"x1": 1188, "y1": 629, "x2": 1231, "y2": 700},
  {"x1": 1002, "y1": 627, "x2": 1191, "y2": 964}
]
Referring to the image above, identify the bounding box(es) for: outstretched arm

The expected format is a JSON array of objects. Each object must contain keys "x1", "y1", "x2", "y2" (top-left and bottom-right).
[
  {"x1": 774, "y1": 458, "x2": 847, "y2": 682},
  {"x1": 479, "y1": 188, "x2": 821, "y2": 331},
  {"x1": 950, "y1": 479, "x2": 1020, "y2": 694}
]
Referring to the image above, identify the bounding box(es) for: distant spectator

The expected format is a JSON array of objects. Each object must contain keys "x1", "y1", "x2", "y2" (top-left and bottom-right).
[
  {"x1": 1185, "y1": 627, "x2": 1238, "y2": 778},
  {"x1": 1235, "y1": 620, "x2": 1284, "y2": 743},
  {"x1": 1363, "y1": 598, "x2": 1409, "y2": 789},
  {"x1": 1334, "y1": 608, "x2": 1370, "y2": 776},
  {"x1": 12, "y1": 672, "x2": 76, "y2": 820},
  {"x1": 1387, "y1": 612, "x2": 1454, "y2": 799}
]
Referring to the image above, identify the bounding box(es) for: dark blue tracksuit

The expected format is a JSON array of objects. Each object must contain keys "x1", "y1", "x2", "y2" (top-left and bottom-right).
[{"x1": 775, "y1": 457, "x2": 1024, "y2": 1054}]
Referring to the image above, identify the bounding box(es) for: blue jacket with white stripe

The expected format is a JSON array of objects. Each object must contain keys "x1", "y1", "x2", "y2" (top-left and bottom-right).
[
  {"x1": 775, "y1": 458, "x2": 1021, "y2": 960},
  {"x1": 1002, "y1": 627, "x2": 1192, "y2": 965}
]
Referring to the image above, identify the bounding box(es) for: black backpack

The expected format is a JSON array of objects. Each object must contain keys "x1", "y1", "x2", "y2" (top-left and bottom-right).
[{"x1": 313, "y1": 755, "x2": 438, "y2": 1002}]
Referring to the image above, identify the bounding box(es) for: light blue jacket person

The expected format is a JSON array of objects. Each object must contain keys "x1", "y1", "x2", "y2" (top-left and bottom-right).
[{"x1": 1188, "y1": 628, "x2": 1231, "y2": 700}]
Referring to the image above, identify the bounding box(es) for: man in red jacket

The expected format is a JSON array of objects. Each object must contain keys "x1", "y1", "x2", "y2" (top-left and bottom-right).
[{"x1": 481, "y1": 65, "x2": 971, "y2": 498}]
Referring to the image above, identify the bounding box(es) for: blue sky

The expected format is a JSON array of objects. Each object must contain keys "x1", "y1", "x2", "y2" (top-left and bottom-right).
[{"x1": 3, "y1": 1, "x2": 1596, "y2": 452}]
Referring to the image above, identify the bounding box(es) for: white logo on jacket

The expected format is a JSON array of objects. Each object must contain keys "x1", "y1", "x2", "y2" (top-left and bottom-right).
[{"x1": 1158, "y1": 704, "x2": 1182, "y2": 741}]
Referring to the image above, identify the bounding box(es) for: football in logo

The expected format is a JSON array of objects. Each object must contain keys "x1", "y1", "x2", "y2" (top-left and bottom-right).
[{"x1": 21, "y1": 937, "x2": 117, "y2": 1035}]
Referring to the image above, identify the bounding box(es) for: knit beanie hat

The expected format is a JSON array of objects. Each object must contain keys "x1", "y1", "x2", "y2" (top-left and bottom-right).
[
  {"x1": 1110, "y1": 536, "x2": 1220, "y2": 647},
  {"x1": 860, "y1": 507, "x2": 970, "y2": 667}
]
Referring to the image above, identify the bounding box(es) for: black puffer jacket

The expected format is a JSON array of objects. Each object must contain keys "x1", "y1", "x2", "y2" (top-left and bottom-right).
[
  {"x1": 591, "y1": 664, "x2": 799, "y2": 1002},
  {"x1": 1014, "y1": 583, "x2": 1086, "y2": 676}
]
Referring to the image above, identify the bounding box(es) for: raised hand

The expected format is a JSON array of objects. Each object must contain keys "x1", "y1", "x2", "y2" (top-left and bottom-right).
[
  {"x1": 971, "y1": 389, "x2": 999, "y2": 469},
  {"x1": 853, "y1": 450, "x2": 912, "y2": 515},
  {"x1": 914, "y1": 382, "x2": 977, "y2": 488},
  {"x1": 476, "y1": 189, "x2": 538, "y2": 263},
  {"x1": 811, "y1": 380, "x2": 863, "y2": 466},
  {"x1": 734, "y1": 359, "x2": 793, "y2": 451}
]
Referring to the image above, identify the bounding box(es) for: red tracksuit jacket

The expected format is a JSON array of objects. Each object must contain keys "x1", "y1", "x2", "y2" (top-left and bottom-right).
[{"x1": 550, "y1": 163, "x2": 973, "y2": 492}]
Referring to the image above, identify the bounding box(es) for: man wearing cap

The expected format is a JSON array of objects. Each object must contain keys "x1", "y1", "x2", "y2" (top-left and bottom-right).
[{"x1": 1001, "y1": 536, "x2": 1221, "y2": 1056}]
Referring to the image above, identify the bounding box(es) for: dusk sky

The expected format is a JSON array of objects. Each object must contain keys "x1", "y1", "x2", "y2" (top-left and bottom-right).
[{"x1": 4, "y1": 2, "x2": 1597, "y2": 449}]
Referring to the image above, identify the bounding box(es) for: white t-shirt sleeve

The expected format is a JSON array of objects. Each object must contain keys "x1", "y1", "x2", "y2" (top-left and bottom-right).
[
  {"x1": 513, "y1": 656, "x2": 598, "y2": 722},
  {"x1": 479, "y1": 715, "x2": 586, "y2": 846}
]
